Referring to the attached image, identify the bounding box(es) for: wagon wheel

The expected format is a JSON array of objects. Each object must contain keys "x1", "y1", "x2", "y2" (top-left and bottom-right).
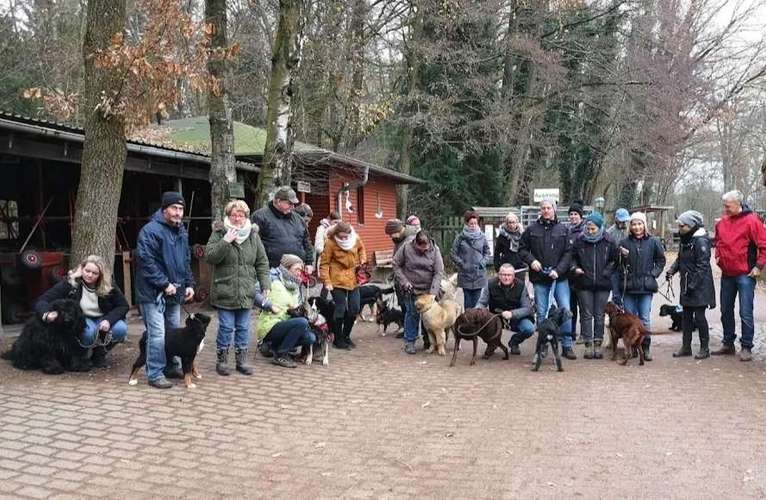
[{"x1": 20, "y1": 250, "x2": 42, "y2": 269}]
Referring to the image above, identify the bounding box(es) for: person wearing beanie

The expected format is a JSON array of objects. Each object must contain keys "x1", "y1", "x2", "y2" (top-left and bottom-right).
[
  {"x1": 451, "y1": 210, "x2": 491, "y2": 309},
  {"x1": 320, "y1": 221, "x2": 367, "y2": 349},
  {"x1": 566, "y1": 201, "x2": 586, "y2": 344},
  {"x1": 519, "y1": 198, "x2": 578, "y2": 359},
  {"x1": 666, "y1": 210, "x2": 715, "y2": 360},
  {"x1": 606, "y1": 207, "x2": 631, "y2": 306},
  {"x1": 134, "y1": 191, "x2": 195, "y2": 389},
  {"x1": 385, "y1": 218, "x2": 415, "y2": 337},
  {"x1": 571, "y1": 211, "x2": 617, "y2": 359},
  {"x1": 385, "y1": 218, "x2": 404, "y2": 236},
  {"x1": 406, "y1": 215, "x2": 421, "y2": 232},
  {"x1": 616, "y1": 210, "x2": 666, "y2": 361},
  {"x1": 254, "y1": 255, "x2": 317, "y2": 368}
]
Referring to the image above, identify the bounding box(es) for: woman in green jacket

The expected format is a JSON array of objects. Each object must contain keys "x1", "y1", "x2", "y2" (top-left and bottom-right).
[{"x1": 205, "y1": 200, "x2": 270, "y2": 376}]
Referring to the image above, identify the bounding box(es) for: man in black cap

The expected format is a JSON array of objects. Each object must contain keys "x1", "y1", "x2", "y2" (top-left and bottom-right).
[
  {"x1": 252, "y1": 186, "x2": 315, "y2": 272},
  {"x1": 135, "y1": 191, "x2": 195, "y2": 389}
]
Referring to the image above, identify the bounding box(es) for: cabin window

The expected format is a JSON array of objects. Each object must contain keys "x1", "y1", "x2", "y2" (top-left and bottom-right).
[{"x1": 0, "y1": 200, "x2": 18, "y2": 240}]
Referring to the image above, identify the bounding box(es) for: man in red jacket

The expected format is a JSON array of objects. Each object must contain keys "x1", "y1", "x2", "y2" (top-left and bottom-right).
[{"x1": 712, "y1": 190, "x2": 766, "y2": 361}]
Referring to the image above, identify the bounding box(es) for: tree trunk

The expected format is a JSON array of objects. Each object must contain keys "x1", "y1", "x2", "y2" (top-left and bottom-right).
[
  {"x1": 256, "y1": 0, "x2": 305, "y2": 207},
  {"x1": 344, "y1": 0, "x2": 368, "y2": 151},
  {"x1": 206, "y1": 0, "x2": 237, "y2": 223},
  {"x1": 70, "y1": 0, "x2": 127, "y2": 271}
]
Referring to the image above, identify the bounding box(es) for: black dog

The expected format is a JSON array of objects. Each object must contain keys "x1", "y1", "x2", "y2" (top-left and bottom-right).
[
  {"x1": 2, "y1": 299, "x2": 89, "y2": 374},
  {"x1": 128, "y1": 313, "x2": 211, "y2": 388},
  {"x1": 359, "y1": 284, "x2": 394, "y2": 321},
  {"x1": 659, "y1": 304, "x2": 684, "y2": 332},
  {"x1": 375, "y1": 298, "x2": 404, "y2": 335},
  {"x1": 451, "y1": 308, "x2": 506, "y2": 366},
  {"x1": 306, "y1": 296, "x2": 335, "y2": 365},
  {"x1": 531, "y1": 306, "x2": 572, "y2": 372}
]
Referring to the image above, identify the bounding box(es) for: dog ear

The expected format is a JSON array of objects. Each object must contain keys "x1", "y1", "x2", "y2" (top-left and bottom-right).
[{"x1": 190, "y1": 313, "x2": 196, "y2": 320}]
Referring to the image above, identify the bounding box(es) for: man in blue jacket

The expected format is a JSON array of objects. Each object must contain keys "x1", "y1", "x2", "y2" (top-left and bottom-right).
[{"x1": 135, "y1": 192, "x2": 195, "y2": 389}]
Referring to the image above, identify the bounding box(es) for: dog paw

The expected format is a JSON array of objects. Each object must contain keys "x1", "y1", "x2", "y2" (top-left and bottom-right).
[
  {"x1": 128, "y1": 379, "x2": 138, "y2": 386},
  {"x1": 305, "y1": 358, "x2": 313, "y2": 366}
]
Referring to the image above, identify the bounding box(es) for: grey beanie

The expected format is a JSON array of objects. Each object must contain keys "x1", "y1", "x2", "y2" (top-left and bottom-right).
[{"x1": 677, "y1": 210, "x2": 704, "y2": 228}]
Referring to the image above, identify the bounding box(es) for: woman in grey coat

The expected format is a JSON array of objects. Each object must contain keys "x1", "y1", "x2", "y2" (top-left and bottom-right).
[{"x1": 451, "y1": 210, "x2": 491, "y2": 309}]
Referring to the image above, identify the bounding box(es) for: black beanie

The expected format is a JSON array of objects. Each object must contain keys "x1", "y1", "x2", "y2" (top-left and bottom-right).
[
  {"x1": 161, "y1": 191, "x2": 185, "y2": 209},
  {"x1": 568, "y1": 201, "x2": 584, "y2": 216}
]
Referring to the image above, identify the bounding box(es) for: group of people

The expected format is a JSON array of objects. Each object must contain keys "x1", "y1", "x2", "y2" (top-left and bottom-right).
[{"x1": 29, "y1": 185, "x2": 766, "y2": 388}]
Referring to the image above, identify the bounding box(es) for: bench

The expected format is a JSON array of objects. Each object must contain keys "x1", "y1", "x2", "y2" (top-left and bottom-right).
[{"x1": 374, "y1": 249, "x2": 394, "y2": 268}]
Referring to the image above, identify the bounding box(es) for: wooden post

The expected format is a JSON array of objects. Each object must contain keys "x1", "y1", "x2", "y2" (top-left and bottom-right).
[{"x1": 122, "y1": 250, "x2": 132, "y2": 307}]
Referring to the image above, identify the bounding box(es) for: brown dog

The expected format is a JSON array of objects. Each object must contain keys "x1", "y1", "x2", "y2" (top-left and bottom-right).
[
  {"x1": 604, "y1": 302, "x2": 649, "y2": 365},
  {"x1": 450, "y1": 309, "x2": 506, "y2": 366}
]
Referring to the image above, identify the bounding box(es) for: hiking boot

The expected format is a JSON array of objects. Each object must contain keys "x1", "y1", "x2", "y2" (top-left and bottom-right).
[
  {"x1": 333, "y1": 338, "x2": 351, "y2": 350},
  {"x1": 272, "y1": 356, "x2": 297, "y2": 368},
  {"x1": 594, "y1": 340, "x2": 604, "y2": 359},
  {"x1": 673, "y1": 347, "x2": 692, "y2": 358},
  {"x1": 216, "y1": 348, "x2": 231, "y2": 376},
  {"x1": 164, "y1": 365, "x2": 184, "y2": 379},
  {"x1": 643, "y1": 345, "x2": 653, "y2": 361},
  {"x1": 583, "y1": 342, "x2": 594, "y2": 360},
  {"x1": 258, "y1": 341, "x2": 274, "y2": 358},
  {"x1": 346, "y1": 339, "x2": 357, "y2": 349},
  {"x1": 235, "y1": 348, "x2": 254, "y2": 375},
  {"x1": 740, "y1": 348, "x2": 752, "y2": 362},
  {"x1": 562, "y1": 347, "x2": 577, "y2": 360},
  {"x1": 509, "y1": 343, "x2": 521, "y2": 355},
  {"x1": 404, "y1": 342, "x2": 417, "y2": 355},
  {"x1": 711, "y1": 344, "x2": 735, "y2": 356},
  {"x1": 695, "y1": 349, "x2": 710, "y2": 360},
  {"x1": 149, "y1": 376, "x2": 173, "y2": 389}
]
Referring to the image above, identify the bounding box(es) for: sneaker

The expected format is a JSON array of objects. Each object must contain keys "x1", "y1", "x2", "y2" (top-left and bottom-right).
[
  {"x1": 404, "y1": 342, "x2": 417, "y2": 355},
  {"x1": 272, "y1": 356, "x2": 297, "y2": 368},
  {"x1": 258, "y1": 341, "x2": 274, "y2": 358},
  {"x1": 562, "y1": 347, "x2": 577, "y2": 360},
  {"x1": 509, "y1": 343, "x2": 521, "y2": 355},
  {"x1": 711, "y1": 344, "x2": 736, "y2": 356},
  {"x1": 149, "y1": 377, "x2": 173, "y2": 389},
  {"x1": 740, "y1": 348, "x2": 752, "y2": 362}
]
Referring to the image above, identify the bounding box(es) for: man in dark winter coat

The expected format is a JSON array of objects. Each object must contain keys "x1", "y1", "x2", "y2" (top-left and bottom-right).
[
  {"x1": 667, "y1": 210, "x2": 716, "y2": 360},
  {"x1": 135, "y1": 191, "x2": 195, "y2": 389},
  {"x1": 711, "y1": 190, "x2": 766, "y2": 361},
  {"x1": 252, "y1": 186, "x2": 315, "y2": 272},
  {"x1": 476, "y1": 264, "x2": 535, "y2": 354},
  {"x1": 519, "y1": 198, "x2": 577, "y2": 359}
]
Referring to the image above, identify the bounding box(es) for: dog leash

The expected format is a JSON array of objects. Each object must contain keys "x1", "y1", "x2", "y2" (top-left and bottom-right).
[
  {"x1": 456, "y1": 313, "x2": 503, "y2": 338},
  {"x1": 656, "y1": 277, "x2": 675, "y2": 303}
]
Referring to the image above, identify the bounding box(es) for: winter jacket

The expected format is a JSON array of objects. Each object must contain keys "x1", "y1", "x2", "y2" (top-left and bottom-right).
[
  {"x1": 35, "y1": 276, "x2": 129, "y2": 327},
  {"x1": 606, "y1": 223, "x2": 628, "y2": 245},
  {"x1": 204, "y1": 222, "x2": 271, "y2": 310},
  {"x1": 451, "y1": 230, "x2": 491, "y2": 289},
  {"x1": 393, "y1": 238, "x2": 444, "y2": 296},
  {"x1": 252, "y1": 203, "x2": 315, "y2": 268},
  {"x1": 617, "y1": 233, "x2": 666, "y2": 294},
  {"x1": 319, "y1": 233, "x2": 367, "y2": 290},
  {"x1": 714, "y1": 205, "x2": 766, "y2": 277},
  {"x1": 669, "y1": 228, "x2": 716, "y2": 308},
  {"x1": 518, "y1": 217, "x2": 572, "y2": 284},
  {"x1": 254, "y1": 268, "x2": 306, "y2": 340},
  {"x1": 493, "y1": 226, "x2": 525, "y2": 273},
  {"x1": 477, "y1": 277, "x2": 533, "y2": 320},
  {"x1": 571, "y1": 233, "x2": 617, "y2": 291},
  {"x1": 135, "y1": 210, "x2": 195, "y2": 305}
]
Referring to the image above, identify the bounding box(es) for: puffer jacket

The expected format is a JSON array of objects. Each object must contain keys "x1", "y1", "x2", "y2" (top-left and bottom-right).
[
  {"x1": 393, "y1": 238, "x2": 444, "y2": 295},
  {"x1": 451, "y1": 230, "x2": 491, "y2": 289},
  {"x1": 519, "y1": 217, "x2": 572, "y2": 284},
  {"x1": 205, "y1": 222, "x2": 271, "y2": 310},
  {"x1": 134, "y1": 210, "x2": 195, "y2": 305},
  {"x1": 319, "y1": 232, "x2": 367, "y2": 290},
  {"x1": 669, "y1": 227, "x2": 716, "y2": 308},
  {"x1": 571, "y1": 232, "x2": 617, "y2": 291},
  {"x1": 617, "y1": 233, "x2": 666, "y2": 294},
  {"x1": 252, "y1": 203, "x2": 315, "y2": 268}
]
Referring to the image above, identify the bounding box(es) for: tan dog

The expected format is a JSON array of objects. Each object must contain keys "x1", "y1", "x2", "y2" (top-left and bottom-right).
[{"x1": 415, "y1": 275, "x2": 459, "y2": 356}]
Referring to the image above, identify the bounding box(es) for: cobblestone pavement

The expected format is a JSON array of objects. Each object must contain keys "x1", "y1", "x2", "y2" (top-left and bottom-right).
[{"x1": 2, "y1": 296, "x2": 766, "y2": 499}]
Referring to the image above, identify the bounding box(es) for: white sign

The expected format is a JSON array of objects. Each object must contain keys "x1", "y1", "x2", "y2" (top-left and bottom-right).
[
  {"x1": 533, "y1": 188, "x2": 560, "y2": 203},
  {"x1": 296, "y1": 181, "x2": 311, "y2": 193}
]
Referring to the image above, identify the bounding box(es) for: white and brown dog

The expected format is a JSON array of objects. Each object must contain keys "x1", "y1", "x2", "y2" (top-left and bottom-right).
[{"x1": 415, "y1": 275, "x2": 459, "y2": 356}]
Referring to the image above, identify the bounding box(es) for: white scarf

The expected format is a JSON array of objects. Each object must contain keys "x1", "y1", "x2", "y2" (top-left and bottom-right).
[
  {"x1": 334, "y1": 229, "x2": 358, "y2": 251},
  {"x1": 224, "y1": 217, "x2": 252, "y2": 245}
]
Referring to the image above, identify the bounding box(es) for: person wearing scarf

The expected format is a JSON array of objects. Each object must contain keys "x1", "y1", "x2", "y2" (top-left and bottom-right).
[
  {"x1": 567, "y1": 201, "x2": 586, "y2": 343},
  {"x1": 205, "y1": 200, "x2": 270, "y2": 376},
  {"x1": 666, "y1": 210, "x2": 716, "y2": 359},
  {"x1": 571, "y1": 212, "x2": 617, "y2": 359},
  {"x1": 494, "y1": 212, "x2": 526, "y2": 282},
  {"x1": 452, "y1": 210, "x2": 491, "y2": 309},
  {"x1": 320, "y1": 221, "x2": 367, "y2": 349}
]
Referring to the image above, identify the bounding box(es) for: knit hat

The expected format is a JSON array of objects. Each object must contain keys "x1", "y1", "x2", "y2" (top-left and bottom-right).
[
  {"x1": 385, "y1": 219, "x2": 404, "y2": 235},
  {"x1": 274, "y1": 186, "x2": 299, "y2": 204},
  {"x1": 614, "y1": 208, "x2": 630, "y2": 222},
  {"x1": 406, "y1": 215, "x2": 421, "y2": 228},
  {"x1": 294, "y1": 203, "x2": 313, "y2": 218},
  {"x1": 677, "y1": 210, "x2": 703, "y2": 228},
  {"x1": 280, "y1": 254, "x2": 303, "y2": 269},
  {"x1": 585, "y1": 212, "x2": 604, "y2": 229},
  {"x1": 568, "y1": 201, "x2": 584, "y2": 216},
  {"x1": 161, "y1": 191, "x2": 185, "y2": 209},
  {"x1": 630, "y1": 212, "x2": 647, "y2": 226}
]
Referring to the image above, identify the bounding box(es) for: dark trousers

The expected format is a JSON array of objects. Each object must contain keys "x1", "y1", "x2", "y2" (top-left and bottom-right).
[
  {"x1": 265, "y1": 318, "x2": 314, "y2": 356},
  {"x1": 576, "y1": 289, "x2": 610, "y2": 343},
  {"x1": 331, "y1": 287, "x2": 361, "y2": 340},
  {"x1": 569, "y1": 284, "x2": 579, "y2": 339},
  {"x1": 682, "y1": 306, "x2": 709, "y2": 349}
]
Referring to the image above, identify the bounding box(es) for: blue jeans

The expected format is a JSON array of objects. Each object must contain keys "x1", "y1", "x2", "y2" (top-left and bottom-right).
[
  {"x1": 720, "y1": 275, "x2": 755, "y2": 349},
  {"x1": 264, "y1": 318, "x2": 315, "y2": 356},
  {"x1": 463, "y1": 288, "x2": 482, "y2": 309},
  {"x1": 623, "y1": 293, "x2": 653, "y2": 330},
  {"x1": 83, "y1": 318, "x2": 128, "y2": 345},
  {"x1": 216, "y1": 308, "x2": 252, "y2": 350},
  {"x1": 533, "y1": 280, "x2": 572, "y2": 348},
  {"x1": 403, "y1": 294, "x2": 421, "y2": 343},
  {"x1": 508, "y1": 318, "x2": 535, "y2": 346},
  {"x1": 140, "y1": 299, "x2": 181, "y2": 382},
  {"x1": 610, "y1": 273, "x2": 624, "y2": 307}
]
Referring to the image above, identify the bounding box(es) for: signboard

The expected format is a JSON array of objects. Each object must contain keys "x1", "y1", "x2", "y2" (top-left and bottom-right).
[
  {"x1": 227, "y1": 181, "x2": 245, "y2": 199},
  {"x1": 296, "y1": 181, "x2": 311, "y2": 193},
  {"x1": 533, "y1": 188, "x2": 560, "y2": 203}
]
